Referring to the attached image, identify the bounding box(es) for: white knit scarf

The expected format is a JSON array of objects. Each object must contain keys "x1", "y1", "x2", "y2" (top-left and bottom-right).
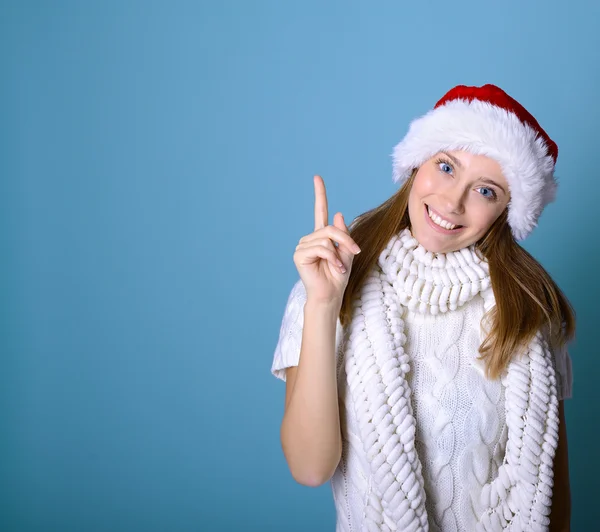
[{"x1": 344, "y1": 228, "x2": 559, "y2": 532}]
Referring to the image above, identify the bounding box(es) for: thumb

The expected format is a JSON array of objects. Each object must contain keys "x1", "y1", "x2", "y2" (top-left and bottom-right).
[{"x1": 334, "y1": 212, "x2": 349, "y2": 233}]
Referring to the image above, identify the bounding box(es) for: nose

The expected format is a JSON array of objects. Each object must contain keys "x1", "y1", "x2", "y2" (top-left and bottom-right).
[{"x1": 441, "y1": 183, "x2": 466, "y2": 215}]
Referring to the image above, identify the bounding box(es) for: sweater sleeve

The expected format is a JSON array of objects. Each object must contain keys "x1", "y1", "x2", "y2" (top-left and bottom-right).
[
  {"x1": 271, "y1": 279, "x2": 344, "y2": 382},
  {"x1": 553, "y1": 342, "x2": 573, "y2": 401}
]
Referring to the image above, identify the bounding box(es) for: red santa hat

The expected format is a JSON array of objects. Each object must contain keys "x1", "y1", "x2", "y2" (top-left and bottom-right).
[{"x1": 392, "y1": 84, "x2": 559, "y2": 241}]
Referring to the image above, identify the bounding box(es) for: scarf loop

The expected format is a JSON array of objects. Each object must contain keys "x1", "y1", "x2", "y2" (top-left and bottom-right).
[{"x1": 344, "y1": 229, "x2": 559, "y2": 532}]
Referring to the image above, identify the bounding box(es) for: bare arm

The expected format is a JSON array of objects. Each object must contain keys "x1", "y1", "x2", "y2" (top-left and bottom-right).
[
  {"x1": 280, "y1": 298, "x2": 342, "y2": 487},
  {"x1": 549, "y1": 401, "x2": 571, "y2": 531},
  {"x1": 279, "y1": 175, "x2": 359, "y2": 487}
]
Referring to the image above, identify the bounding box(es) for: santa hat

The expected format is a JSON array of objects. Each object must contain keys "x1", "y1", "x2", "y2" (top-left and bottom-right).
[{"x1": 392, "y1": 84, "x2": 558, "y2": 241}]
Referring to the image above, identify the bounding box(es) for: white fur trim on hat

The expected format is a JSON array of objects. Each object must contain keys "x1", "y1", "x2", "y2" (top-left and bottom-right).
[{"x1": 392, "y1": 99, "x2": 557, "y2": 241}]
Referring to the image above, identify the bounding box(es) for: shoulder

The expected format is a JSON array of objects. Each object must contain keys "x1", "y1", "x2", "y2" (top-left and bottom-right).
[
  {"x1": 281, "y1": 279, "x2": 307, "y2": 322},
  {"x1": 289, "y1": 278, "x2": 307, "y2": 300}
]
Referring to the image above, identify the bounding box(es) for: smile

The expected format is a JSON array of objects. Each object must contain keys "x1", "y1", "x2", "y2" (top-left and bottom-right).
[{"x1": 425, "y1": 204, "x2": 464, "y2": 232}]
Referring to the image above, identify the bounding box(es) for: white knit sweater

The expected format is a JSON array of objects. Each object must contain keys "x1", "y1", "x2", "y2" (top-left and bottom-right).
[{"x1": 272, "y1": 279, "x2": 572, "y2": 531}]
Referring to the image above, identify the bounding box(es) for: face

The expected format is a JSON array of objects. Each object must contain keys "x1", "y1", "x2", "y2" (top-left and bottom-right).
[{"x1": 408, "y1": 150, "x2": 510, "y2": 253}]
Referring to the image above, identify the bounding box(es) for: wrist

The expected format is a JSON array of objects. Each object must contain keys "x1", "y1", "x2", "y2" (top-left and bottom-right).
[{"x1": 305, "y1": 296, "x2": 342, "y2": 316}]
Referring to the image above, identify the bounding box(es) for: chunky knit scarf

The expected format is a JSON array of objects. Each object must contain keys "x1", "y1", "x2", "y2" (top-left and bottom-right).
[{"x1": 344, "y1": 228, "x2": 559, "y2": 532}]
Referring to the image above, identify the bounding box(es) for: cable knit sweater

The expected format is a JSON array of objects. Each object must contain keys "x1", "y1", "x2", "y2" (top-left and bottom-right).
[{"x1": 272, "y1": 248, "x2": 572, "y2": 531}]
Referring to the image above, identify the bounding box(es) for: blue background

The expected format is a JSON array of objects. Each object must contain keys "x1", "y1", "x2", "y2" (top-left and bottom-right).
[{"x1": 2, "y1": 1, "x2": 597, "y2": 530}]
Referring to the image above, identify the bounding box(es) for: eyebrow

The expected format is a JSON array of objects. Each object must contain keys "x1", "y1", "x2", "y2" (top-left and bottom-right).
[{"x1": 440, "y1": 151, "x2": 507, "y2": 195}]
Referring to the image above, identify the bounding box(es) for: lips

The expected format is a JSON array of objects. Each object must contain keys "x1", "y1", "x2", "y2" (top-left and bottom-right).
[{"x1": 424, "y1": 204, "x2": 465, "y2": 233}]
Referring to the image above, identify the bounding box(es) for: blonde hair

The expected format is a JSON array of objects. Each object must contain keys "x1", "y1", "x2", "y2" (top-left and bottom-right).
[{"x1": 340, "y1": 169, "x2": 576, "y2": 379}]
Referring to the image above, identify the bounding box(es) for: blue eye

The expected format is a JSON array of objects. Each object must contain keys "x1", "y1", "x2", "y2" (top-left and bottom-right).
[
  {"x1": 437, "y1": 161, "x2": 453, "y2": 174},
  {"x1": 478, "y1": 187, "x2": 497, "y2": 201}
]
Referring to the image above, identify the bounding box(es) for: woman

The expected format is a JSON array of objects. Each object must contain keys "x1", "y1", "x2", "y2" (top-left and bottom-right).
[{"x1": 271, "y1": 84, "x2": 575, "y2": 531}]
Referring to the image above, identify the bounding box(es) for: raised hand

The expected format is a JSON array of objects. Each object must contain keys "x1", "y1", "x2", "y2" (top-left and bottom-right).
[{"x1": 293, "y1": 175, "x2": 361, "y2": 305}]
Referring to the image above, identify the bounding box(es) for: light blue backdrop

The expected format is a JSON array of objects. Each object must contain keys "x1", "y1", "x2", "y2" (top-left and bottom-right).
[{"x1": 2, "y1": 1, "x2": 597, "y2": 530}]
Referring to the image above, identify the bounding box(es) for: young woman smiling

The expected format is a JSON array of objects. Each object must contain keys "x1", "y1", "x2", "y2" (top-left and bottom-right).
[{"x1": 272, "y1": 84, "x2": 575, "y2": 532}]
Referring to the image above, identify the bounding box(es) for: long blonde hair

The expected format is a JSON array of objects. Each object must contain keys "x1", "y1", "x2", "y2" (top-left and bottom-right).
[{"x1": 340, "y1": 170, "x2": 576, "y2": 379}]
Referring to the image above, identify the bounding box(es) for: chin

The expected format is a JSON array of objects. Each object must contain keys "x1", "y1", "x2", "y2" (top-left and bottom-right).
[
  {"x1": 411, "y1": 228, "x2": 447, "y2": 253},
  {"x1": 412, "y1": 225, "x2": 474, "y2": 254}
]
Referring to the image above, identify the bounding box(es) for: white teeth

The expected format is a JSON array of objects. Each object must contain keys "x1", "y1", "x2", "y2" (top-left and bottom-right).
[{"x1": 427, "y1": 206, "x2": 458, "y2": 230}]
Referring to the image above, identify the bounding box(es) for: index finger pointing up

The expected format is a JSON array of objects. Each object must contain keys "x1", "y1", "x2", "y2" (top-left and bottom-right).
[{"x1": 314, "y1": 175, "x2": 329, "y2": 231}]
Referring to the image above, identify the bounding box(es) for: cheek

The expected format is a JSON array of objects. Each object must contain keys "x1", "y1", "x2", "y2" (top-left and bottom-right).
[
  {"x1": 470, "y1": 203, "x2": 504, "y2": 232},
  {"x1": 410, "y1": 171, "x2": 437, "y2": 201},
  {"x1": 415, "y1": 172, "x2": 436, "y2": 195}
]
